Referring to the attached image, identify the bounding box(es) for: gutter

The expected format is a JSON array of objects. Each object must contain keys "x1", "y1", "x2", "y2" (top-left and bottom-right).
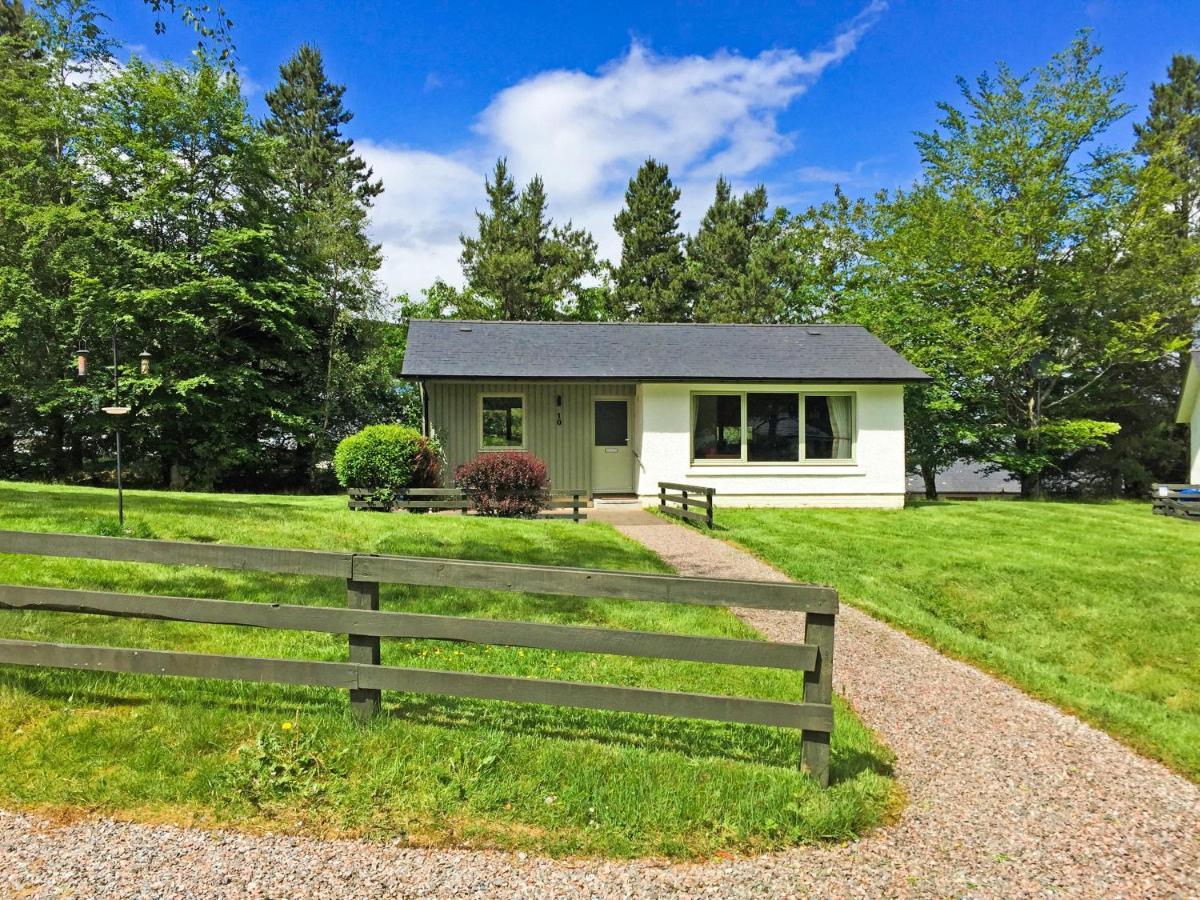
[{"x1": 419, "y1": 378, "x2": 430, "y2": 437}]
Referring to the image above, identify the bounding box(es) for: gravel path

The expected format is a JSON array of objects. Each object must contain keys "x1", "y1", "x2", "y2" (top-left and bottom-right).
[{"x1": 4, "y1": 507, "x2": 1199, "y2": 898}]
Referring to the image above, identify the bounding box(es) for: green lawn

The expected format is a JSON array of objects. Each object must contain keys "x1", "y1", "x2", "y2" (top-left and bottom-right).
[
  {"x1": 714, "y1": 500, "x2": 1200, "y2": 780},
  {"x1": 0, "y1": 482, "x2": 895, "y2": 858}
]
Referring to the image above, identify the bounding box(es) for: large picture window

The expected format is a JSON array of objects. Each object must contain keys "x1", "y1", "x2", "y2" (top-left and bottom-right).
[
  {"x1": 691, "y1": 391, "x2": 854, "y2": 463},
  {"x1": 481, "y1": 395, "x2": 524, "y2": 448}
]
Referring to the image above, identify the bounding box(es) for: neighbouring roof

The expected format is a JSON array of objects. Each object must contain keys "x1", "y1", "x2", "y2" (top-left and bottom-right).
[
  {"x1": 402, "y1": 320, "x2": 931, "y2": 382},
  {"x1": 1177, "y1": 350, "x2": 1200, "y2": 424},
  {"x1": 905, "y1": 460, "x2": 1019, "y2": 495}
]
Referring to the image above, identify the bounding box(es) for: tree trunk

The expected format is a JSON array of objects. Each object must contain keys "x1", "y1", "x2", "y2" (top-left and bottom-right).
[
  {"x1": 0, "y1": 394, "x2": 13, "y2": 476},
  {"x1": 50, "y1": 415, "x2": 67, "y2": 478},
  {"x1": 1108, "y1": 470, "x2": 1125, "y2": 498},
  {"x1": 1020, "y1": 472, "x2": 1042, "y2": 499},
  {"x1": 169, "y1": 461, "x2": 186, "y2": 491},
  {"x1": 69, "y1": 431, "x2": 84, "y2": 473},
  {"x1": 921, "y1": 465, "x2": 939, "y2": 500}
]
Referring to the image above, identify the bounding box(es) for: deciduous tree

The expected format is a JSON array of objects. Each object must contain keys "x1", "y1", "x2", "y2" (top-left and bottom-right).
[{"x1": 859, "y1": 34, "x2": 1197, "y2": 496}]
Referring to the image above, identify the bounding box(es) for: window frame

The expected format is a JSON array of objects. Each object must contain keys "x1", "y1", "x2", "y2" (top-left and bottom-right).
[
  {"x1": 479, "y1": 392, "x2": 527, "y2": 451},
  {"x1": 689, "y1": 389, "x2": 857, "y2": 466}
]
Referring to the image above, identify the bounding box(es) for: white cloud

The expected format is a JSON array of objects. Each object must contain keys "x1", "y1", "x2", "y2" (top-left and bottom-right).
[
  {"x1": 358, "y1": 144, "x2": 481, "y2": 298},
  {"x1": 237, "y1": 65, "x2": 262, "y2": 97},
  {"x1": 363, "y1": 1, "x2": 886, "y2": 299}
]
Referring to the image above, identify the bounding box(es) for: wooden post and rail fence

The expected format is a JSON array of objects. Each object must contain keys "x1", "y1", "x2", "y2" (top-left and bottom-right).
[
  {"x1": 658, "y1": 481, "x2": 716, "y2": 528},
  {"x1": 1151, "y1": 484, "x2": 1200, "y2": 521},
  {"x1": 0, "y1": 529, "x2": 836, "y2": 785},
  {"x1": 349, "y1": 487, "x2": 588, "y2": 522}
]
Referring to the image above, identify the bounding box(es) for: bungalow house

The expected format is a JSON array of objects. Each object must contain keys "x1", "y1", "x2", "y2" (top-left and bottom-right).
[
  {"x1": 401, "y1": 320, "x2": 930, "y2": 508},
  {"x1": 1177, "y1": 350, "x2": 1200, "y2": 484}
]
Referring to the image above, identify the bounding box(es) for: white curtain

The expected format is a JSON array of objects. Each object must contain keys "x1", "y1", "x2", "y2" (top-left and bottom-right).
[{"x1": 828, "y1": 396, "x2": 853, "y2": 459}]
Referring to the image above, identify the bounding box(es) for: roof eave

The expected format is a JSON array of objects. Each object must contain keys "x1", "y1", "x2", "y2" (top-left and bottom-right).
[{"x1": 403, "y1": 372, "x2": 932, "y2": 384}]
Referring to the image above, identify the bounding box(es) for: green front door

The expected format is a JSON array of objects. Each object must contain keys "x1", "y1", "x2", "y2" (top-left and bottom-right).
[{"x1": 591, "y1": 399, "x2": 633, "y2": 493}]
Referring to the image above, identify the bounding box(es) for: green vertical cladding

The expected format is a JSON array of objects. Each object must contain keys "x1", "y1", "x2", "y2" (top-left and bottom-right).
[{"x1": 425, "y1": 381, "x2": 636, "y2": 493}]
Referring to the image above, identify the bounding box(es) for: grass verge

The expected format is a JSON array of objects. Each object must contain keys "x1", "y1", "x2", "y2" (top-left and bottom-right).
[
  {"x1": 0, "y1": 481, "x2": 896, "y2": 858},
  {"x1": 714, "y1": 499, "x2": 1200, "y2": 781}
]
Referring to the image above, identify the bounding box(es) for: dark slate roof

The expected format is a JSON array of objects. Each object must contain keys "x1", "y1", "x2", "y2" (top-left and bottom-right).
[{"x1": 402, "y1": 320, "x2": 930, "y2": 382}]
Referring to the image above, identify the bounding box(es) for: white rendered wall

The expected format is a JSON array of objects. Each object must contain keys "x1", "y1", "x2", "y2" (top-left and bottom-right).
[{"x1": 633, "y1": 382, "x2": 908, "y2": 508}]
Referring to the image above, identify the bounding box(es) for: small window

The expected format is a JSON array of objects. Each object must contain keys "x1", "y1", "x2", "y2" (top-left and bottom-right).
[
  {"x1": 805, "y1": 395, "x2": 853, "y2": 459},
  {"x1": 747, "y1": 393, "x2": 800, "y2": 462},
  {"x1": 693, "y1": 394, "x2": 742, "y2": 460},
  {"x1": 481, "y1": 395, "x2": 524, "y2": 448}
]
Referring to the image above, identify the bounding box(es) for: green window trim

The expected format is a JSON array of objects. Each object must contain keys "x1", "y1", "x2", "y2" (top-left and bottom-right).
[{"x1": 690, "y1": 391, "x2": 856, "y2": 465}]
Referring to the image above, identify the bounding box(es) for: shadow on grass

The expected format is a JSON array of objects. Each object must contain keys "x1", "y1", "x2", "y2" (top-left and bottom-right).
[
  {"x1": 438, "y1": 534, "x2": 666, "y2": 572},
  {"x1": 384, "y1": 693, "x2": 893, "y2": 784},
  {"x1": 1, "y1": 668, "x2": 891, "y2": 785}
]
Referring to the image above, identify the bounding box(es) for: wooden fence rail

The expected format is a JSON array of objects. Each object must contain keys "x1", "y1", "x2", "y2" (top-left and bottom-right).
[
  {"x1": 349, "y1": 487, "x2": 588, "y2": 521},
  {"x1": 1151, "y1": 483, "x2": 1200, "y2": 521},
  {"x1": 659, "y1": 481, "x2": 715, "y2": 528},
  {"x1": 0, "y1": 529, "x2": 836, "y2": 785}
]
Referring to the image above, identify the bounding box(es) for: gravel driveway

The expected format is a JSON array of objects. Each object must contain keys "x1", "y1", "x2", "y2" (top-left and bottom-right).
[{"x1": 4, "y1": 507, "x2": 1199, "y2": 898}]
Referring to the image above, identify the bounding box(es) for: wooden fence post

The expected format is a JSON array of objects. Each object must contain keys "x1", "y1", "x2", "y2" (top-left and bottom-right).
[
  {"x1": 572, "y1": 492, "x2": 581, "y2": 523},
  {"x1": 681, "y1": 488, "x2": 689, "y2": 516},
  {"x1": 659, "y1": 484, "x2": 666, "y2": 512},
  {"x1": 705, "y1": 488, "x2": 715, "y2": 528},
  {"x1": 800, "y1": 611, "x2": 834, "y2": 787},
  {"x1": 347, "y1": 578, "x2": 380, "y2": 722}
]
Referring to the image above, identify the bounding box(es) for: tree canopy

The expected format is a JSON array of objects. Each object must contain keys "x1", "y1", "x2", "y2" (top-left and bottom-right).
[
  {"x1": 0, "y1": 2, "x2": 405, "y2": 490},
  {"x1": 0, "y1": 9, "x2": 1194, "y2": 498}
]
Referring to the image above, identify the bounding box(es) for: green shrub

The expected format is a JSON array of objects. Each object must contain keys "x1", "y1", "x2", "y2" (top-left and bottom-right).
[{"x1": 333, "y1": 425, "x2": 442, "y2": 502}]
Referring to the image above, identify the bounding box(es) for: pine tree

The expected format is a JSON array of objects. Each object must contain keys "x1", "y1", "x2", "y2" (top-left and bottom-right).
[
  {"x1": 265, "y1": 44, "x2": 381, "y2": 207},
  {"x1": 460, "y1": 158, "x2": 598, "y2": 320},
  {"x1": 611, "y1": 158, "x2": 687, "y2": 321},
  {"x1": 1106, "y1": 53, "x2": 1200, "y2": 494},
  {"x1": 460, "y1": 158, "x2": 532, "y2": 319},
  {"x1": 1134, "y1": 54, "x2": 1200, "y2": 238},
  {"x1": 264, "y1": 44, "x2": 391, "y2": 480},
  {"x1": 687, "y1": 177, "x2": 772, "y2": 322}
]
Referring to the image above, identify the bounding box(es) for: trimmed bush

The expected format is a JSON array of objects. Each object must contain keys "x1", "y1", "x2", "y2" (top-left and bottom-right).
[
  {"x1": 456, "y1": 452, "x2": 549, "y2": 517},
  {"x1": 333, "y1": 425, "x2": 442, "y2": 503}
]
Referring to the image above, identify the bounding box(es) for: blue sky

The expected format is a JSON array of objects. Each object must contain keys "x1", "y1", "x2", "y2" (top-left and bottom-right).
[{"x1": 99, "y1": 0, "x2": 1200, "y2": 299}]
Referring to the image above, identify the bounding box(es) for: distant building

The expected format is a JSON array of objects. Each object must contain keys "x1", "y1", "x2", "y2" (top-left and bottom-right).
[{"x1": 907, "y1": 460, "x2": 1020, "y2": 498}]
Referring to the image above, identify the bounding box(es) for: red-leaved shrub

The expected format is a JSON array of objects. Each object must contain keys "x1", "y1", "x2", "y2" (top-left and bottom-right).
[
  {"x1": 410, "y1": 438, "x2": 443, "y2": 489},
  {"x1": 455, "y1": 452, "x2": 549, "y2": 517}
]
